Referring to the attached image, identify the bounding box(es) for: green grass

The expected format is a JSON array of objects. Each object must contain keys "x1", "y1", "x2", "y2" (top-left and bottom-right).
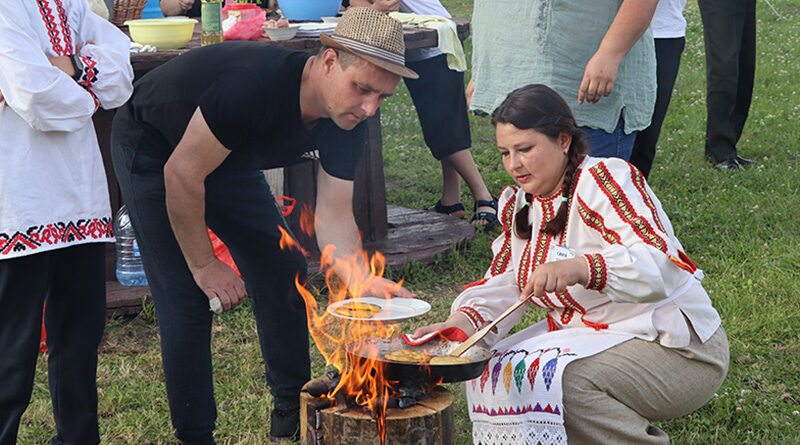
[{"x1": 18, "y1": 1, "x2": 800, "y2": 443}]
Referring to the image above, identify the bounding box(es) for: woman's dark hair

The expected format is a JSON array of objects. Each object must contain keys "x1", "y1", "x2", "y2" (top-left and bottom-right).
[{"x1": 491, "y1": 84, "x2": 588, "y2": 239}]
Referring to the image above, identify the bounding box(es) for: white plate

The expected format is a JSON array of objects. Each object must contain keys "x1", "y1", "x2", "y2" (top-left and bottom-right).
[{"x1": 327, "y1": 297, "x2": 431, "y2": 322}]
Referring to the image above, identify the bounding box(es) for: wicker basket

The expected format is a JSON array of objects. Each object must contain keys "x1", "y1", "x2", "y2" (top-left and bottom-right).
[{"x1": 112, "y1": 0, "x2": 148, "y2": 26}]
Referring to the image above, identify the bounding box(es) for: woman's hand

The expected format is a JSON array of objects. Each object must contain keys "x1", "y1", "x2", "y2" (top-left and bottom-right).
[
  {"x1": 520, "y1": 257, "x2": 589, "y2": 300},
  {"x1": 412, "y1": 312, "x2": 476, "y2": 339}
]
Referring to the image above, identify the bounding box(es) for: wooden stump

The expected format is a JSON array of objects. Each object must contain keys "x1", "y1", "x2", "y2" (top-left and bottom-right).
[{"x1": 301, "y1": 386, "x2": 455, "y2": 445}]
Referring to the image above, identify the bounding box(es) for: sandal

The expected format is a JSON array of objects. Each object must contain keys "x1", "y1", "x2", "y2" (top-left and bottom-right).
[
  {"x1": 426, "y1": 199, "x2": 466, "y2": 218},
  {"x1": 471, "y1": 198, "x2": 500, "y2": 229}
]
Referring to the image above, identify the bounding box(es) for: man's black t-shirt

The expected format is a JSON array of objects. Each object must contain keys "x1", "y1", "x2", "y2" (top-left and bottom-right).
[{"x1": 112, "y1": 41, "x2": 366, "y2": 180}]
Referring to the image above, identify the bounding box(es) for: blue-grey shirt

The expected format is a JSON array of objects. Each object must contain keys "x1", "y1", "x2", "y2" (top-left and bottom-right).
[{"x1": 470, "y1": 0, "x2": 656, "y2": 134}]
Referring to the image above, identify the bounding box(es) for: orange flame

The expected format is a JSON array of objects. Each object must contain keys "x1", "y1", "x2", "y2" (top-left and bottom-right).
[{"x1": 278, "y1": 206, "x2": 403, "y2": 442}]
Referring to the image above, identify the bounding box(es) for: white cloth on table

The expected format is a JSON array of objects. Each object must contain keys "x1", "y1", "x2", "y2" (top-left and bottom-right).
[
  {"x1": 468, "y1": 321, "x2": 633, "y2": 445},
  {"x1": 0, "y1": 0, "x2": 133, "y2": 260},
  {"x1": 398, "y1": 0, "x2": 449, "y2": 62}
]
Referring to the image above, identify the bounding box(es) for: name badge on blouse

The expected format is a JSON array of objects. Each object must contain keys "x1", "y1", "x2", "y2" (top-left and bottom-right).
[{"x1": 548, "y1": 245, "x2": 576, "y2": 263}]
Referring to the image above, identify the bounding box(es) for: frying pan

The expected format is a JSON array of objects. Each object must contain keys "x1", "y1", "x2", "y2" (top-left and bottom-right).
[{"x1": 346, "y1": 337, "x2": 492, "y2": 384}]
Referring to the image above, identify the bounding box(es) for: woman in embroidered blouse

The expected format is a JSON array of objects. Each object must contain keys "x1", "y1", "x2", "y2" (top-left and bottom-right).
[{"x1": 414, "y1": 84, "x2": 729, "y2": 444}]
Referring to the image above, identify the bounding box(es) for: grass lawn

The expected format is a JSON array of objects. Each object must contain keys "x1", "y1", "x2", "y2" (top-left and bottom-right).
[{"x1": 18, "y1": 0, "x2": 800, "y2": 443}]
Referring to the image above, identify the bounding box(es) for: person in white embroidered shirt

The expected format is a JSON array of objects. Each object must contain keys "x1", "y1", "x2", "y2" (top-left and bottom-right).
[
  {"x1": 0, "y1": 0, "x2": 133, "y2": 443},
  {"x1": 414, "y1": 84, "x2": 729, "y2": 444}
]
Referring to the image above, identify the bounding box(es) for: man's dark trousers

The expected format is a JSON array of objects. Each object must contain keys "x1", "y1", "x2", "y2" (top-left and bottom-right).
[
  {"x1": 697, "y1": 0, "x2": 756, "y2": 163},
  {"x1": 111, "y1": 139, "x2": 310, "y2": 444}
]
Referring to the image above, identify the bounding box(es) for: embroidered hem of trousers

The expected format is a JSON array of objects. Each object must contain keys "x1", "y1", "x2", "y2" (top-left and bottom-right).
[
  {"x1": 0, "y1": 244, "x2": 106, "y2": 445},
  {"x1": 698, "y1": 0, "x2": 756, "y2": 162},
  {"x1": 111, "y1": 139, "x2": 311, "y2": 443},
  {"x1": 561, "y1": 326, "x2": 729, "y2": 445}
]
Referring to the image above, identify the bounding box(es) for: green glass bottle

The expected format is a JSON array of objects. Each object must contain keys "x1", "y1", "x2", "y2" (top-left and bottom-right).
[{"x1": 201, "y1": 0, "x2": 223, "y2": 46}]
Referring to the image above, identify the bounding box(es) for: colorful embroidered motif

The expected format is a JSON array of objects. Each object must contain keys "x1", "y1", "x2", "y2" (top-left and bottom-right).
[
  {"x1": 527, "y1": 356, "x2": 540, "y2": 390},
  {"x1": 577, "y1": 196, "x2": 621, "y2": 245},
  {"x1": 542, "y1": 357, "x2": 558, "y2": 391},
  {"x1": 479, "y1": 362, "x2": 490, "y2": 393},
  {"x1": 629, "y1": 163, "x2": 666, "y2": 233},
  {"x1": 514, "y1": 359, "x2": 526, "y2": 392},
  {"x1": 503, "y1": 360, "x2": 513, "y2": 394},
  {"x1": 0, "y1": 218, "x2": 113, "y2": 256},
  {"x1": 584, "y1": 253, "x2": 607, "y2": 291},
  {"x1": 472, "y1": 402, "x2": 561, "y2": 416},
  {"x1": 589, "y1": 162, "x2": 667, "y2": 252},
  {"x1": 491, "y1": 360, "x2": 503, "y2": 395}
]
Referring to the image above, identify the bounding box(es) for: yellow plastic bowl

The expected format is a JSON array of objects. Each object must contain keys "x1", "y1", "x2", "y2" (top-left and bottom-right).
[{"x1": 124, "y1": 18, "x2": 198, "y2": 50}]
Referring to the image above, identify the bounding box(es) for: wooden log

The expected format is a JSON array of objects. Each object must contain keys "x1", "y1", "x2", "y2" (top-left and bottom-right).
[{"x1": 301, "y1": 386, "x2": 455, "y2": 445}]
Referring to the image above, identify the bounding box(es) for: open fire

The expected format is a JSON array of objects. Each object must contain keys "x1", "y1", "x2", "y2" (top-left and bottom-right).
[{"x1": 278, "y1": 208, "x2": 432, "y2": 443}]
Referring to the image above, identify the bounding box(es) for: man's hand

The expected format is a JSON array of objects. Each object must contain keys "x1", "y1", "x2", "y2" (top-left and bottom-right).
[
  {"x1": 191, "y1": 258, "x2": 247, "y2": 312},
  {"x1": 49, "y1": 56, "x2": 75, "y2": 78},
  {"x1": 362, "y1": 275, "x2": 415, "y2": 299},
  {"x1": 520, "y1": 257, "x2": 589, "y2": 300}
]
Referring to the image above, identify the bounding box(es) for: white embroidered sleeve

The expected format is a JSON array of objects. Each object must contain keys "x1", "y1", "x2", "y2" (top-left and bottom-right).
[
  {"x1": 74, "y1": 1, "x2": 133, "y2": 109},
  {"x1": 577, "y1": 158, "x2": 697, "y2": 304},
  {"x1": 0, "y1": 2, "x2": 97, "y2": 132}
]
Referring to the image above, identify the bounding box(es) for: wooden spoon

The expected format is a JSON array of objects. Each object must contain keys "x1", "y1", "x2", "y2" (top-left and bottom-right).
[{"x1": 450, "y1": 297, "x2": 528, "y2": 357}]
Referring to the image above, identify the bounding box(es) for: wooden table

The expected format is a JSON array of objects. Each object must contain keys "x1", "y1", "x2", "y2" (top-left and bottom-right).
[{"x1": 99, "y1": 21, "x2": 475, "y2": 314}]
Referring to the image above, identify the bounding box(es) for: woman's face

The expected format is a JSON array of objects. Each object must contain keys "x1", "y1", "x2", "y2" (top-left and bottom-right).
[{"x1": 495, "y1": 122, "x2": 571, "y2": 197}]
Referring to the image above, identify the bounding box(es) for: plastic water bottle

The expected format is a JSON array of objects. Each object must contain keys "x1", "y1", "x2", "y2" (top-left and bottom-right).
[{"x1": 114, "y1": 205, "x2": 148, "y2": 286}]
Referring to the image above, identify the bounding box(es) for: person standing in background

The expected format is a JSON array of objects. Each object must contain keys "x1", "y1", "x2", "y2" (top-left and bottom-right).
[
  {"x1": 697, "y1": 0, "x2": 756, "y2": 171},
  {"x1": 630, "y1": 0, "x2": 687, "y2": 179},
  {"x1": 345, "y1": 0, "x2": 499, "y2": 227},
  {"x1": 467, "y1": 0, "x2": 658, "y2": 161},
  {"x1": 0, "y1": 0, "x2": 134, "y2": 443}
]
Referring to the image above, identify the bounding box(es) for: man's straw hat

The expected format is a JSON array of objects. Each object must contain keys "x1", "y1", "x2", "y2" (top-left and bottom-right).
[{"x1": 320, "y1": 7, "x2": 419, "y2": 79}]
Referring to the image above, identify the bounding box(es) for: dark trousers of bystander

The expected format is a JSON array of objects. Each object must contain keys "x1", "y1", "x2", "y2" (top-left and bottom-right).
[
  {"x1": 631, "y1": 37, "x2": 686, "y2": 179},
  {"x1": 0, "y1": 243, "x2": 106, "y2": 445},
  {"x1": 697, "y1": 0, "x2": 756, "y2": 163},
  {"x1": 111, "y1": 139, "x2": 310, "y2": 444}
]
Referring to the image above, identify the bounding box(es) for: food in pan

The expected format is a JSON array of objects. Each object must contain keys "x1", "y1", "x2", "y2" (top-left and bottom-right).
[
  {"x1": 384, "y1": 349, "x2": 431, "y2": 364},
  {"x1": 429, "y1": 355, "x2": 473, "y2": 365}
]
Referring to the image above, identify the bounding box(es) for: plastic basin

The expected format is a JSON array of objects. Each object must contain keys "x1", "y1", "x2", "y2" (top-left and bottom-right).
[
  {"x1": 279, "y1": 0, "x2": 341, "y2": 22},
  {"x1": 124, "y1": 18, "x2": 197, "y2": 50}
]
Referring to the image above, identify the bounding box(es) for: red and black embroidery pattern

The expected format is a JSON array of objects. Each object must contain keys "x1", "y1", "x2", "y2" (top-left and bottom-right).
[
  {"x1": 589, "y1": 162, "x2": 667, "y2": 253},
  {"x1": 462, "y1": 277, "x2": 489, "y2": 291},
  {"x1": 456, "y1": 306, "x2": 485, "y2": 331},
  {"x1": 52, "y1": 0, "x2": 74, "y2": 54},
  {"x1": 0, "y1": 218, "x2": 113, "y2": 256},
  {"x1": 490, "y1": 197, "x2": 517, "y2": 276},
  {"x1": 584, "y1": 253, "x2": 607, "y2": 291},
  {"x1": 36, "y1": 0, "x2": 67, "y2": 55},
  {"x1": 577, "y1": 196, "x2": 621, "y2": 245},
  {"x1": 629, "y1": 163, "x2": 665, "y2": 233},
  {"x1": 78, "y1": 56, "x2": 98, "y2": 89}
]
